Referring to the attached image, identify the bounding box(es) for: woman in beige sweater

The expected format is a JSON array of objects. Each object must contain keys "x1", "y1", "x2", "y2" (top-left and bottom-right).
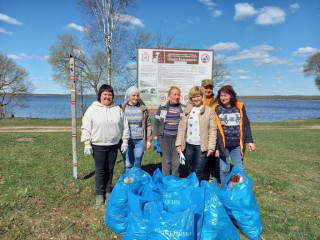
[{"x1": 175, "y1": 86, "x2": 217, "y2": 182}]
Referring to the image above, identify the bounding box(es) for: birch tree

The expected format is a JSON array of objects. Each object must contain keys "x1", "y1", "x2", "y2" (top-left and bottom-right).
[{"x1": 78, "y1": 0, "x2": 132, "y2": 85}]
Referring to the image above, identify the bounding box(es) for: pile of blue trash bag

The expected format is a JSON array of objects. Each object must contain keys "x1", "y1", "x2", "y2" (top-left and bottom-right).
[{"x1": 105, "y1": 167, "x2": 262, "y2": 240}]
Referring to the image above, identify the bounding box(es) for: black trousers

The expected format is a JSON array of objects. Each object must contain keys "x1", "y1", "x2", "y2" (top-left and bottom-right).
[
  {"x1": 92, "y1": 144, "x2": 118, "y2": 195},
  {"x1": 203, "y1": 154, "x2": 220, "y2": 183}
]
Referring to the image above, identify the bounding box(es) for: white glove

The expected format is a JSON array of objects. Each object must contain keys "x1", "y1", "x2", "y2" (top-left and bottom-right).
[
  {"x1": 121, "y1": 144, "x2": 129, "y2": 154},
  {"x1": 179, "y1": 150, "x2": 186, "y2": 165},
  {"x1": 84, "y1": 142, "x2": 93, "y2": 156},
  {"x1": 121, "y1": 139, "x2": 129, "y2": 154}
]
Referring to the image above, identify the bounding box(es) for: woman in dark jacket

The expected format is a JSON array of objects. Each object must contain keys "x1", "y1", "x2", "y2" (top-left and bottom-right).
[
  {"x1": 153, "y1": 86, "x2": 185, "y2": 177},
  {"x1": 213, "y1": 85, "x2": 255, "y2": 185}
]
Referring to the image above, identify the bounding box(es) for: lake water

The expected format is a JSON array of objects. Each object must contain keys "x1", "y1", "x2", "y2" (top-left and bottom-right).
[{"x1": 8, "y1": 96, "x2": 320, "y2": 122}]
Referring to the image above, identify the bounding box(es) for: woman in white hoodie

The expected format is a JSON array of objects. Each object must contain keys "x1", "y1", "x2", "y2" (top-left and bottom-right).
[{"x1": 81, "y1": 84, "x2": 129, "y2": 205}]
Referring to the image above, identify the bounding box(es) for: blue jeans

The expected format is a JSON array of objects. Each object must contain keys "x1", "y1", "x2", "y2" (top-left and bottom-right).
[
  {"x1": 184, "y1": 143, "x2": 208, "y2": 182},
  {"x1": 122, "y1": 138, "x2": 145, "y2": 172},
  {"x1": 219, "y1": 146, "x2": 246, "y2": 185}
]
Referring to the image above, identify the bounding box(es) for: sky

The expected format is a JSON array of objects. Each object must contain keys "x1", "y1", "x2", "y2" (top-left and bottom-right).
[{"x1": 0, "y1": 0, "x2": 319, "y2": 95}]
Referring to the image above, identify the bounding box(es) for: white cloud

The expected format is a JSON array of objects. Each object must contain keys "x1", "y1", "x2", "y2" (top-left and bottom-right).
[
  {"x1": 233, "y1": 69, "x2": 250, "y2": 74},
  {"x1": 213, "y1": 10, "x2": 222, "y2": 17},
  {"x1": 198, "y1": 0, "x2": 222, "y2": 18},
  {"x1": 187, "y1": 20, "x2": 193, "y2": 24},
  {"x1": 0, "y1": 13, "x2": 23, "y2": 25},
  {"x1": 255, "y1": 7, "x2": 286, "y2": 25},
  {"x1": 234, "y1": 3, "x2": 259, "y2": 20},
  {"x1": 215, "y1": 54, "x2": 225, "y2": 60},
  {"x1": 293, "y1": 47, "x2": 319, "y2": 57},
  {"x1": 208, "y1": 42, "x2": 240, "y2": 52},
  {"x1": 238, "y1": 76, "x2": 252, "y2": 80},
  {"x1": 198, "y1": 0, "x2": 215, "y2": 10},
  {"x1": 0, "y1": 27, "x2": 12, "y2": 34},
  {"x1": 7, "y1": 53, "x2": 47, "y2": 61},
  {"x1": 289, "y1": 3, "x2": 300, "y2": 14},
  {"x1": 226, "y1": 43, "x2": 290, "y2": 66},
  {"x1": 119, "y1": 14, "x2": 144, "y2": 27},
  {"x1": 67, "y1": 23, "x2": 85, "y2": 32},
  {"x1": 289, "y1": 67, "x2": 303, "y2": 73},
  {"x1": 254, "y1": 56, "x2": 289, "y2": 66}
]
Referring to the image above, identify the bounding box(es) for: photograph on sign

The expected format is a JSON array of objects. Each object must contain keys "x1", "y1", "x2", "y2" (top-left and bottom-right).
[{"x1": 137, "y1": 48, "x2": 214, "y2": 109}]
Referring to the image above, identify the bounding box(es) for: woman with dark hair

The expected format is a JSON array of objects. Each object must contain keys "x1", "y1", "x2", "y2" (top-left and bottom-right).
[
  {"x1": 81, "y1": 84, "x2": 129, "y2": 205},
  {"x1": 175, "y1": 86, "x2": 217, "y2": 182},
  {"x1": 213, "y1": 85, "x2": 255, "y2": 185}
]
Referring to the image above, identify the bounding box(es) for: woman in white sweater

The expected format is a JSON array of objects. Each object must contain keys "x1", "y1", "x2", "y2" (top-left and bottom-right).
[{"x1": 81, "y1": 84, "x2": 129, "y2": 205}]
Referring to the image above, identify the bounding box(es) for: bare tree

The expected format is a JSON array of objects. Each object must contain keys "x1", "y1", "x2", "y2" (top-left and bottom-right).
[
  {"x1": 78, "y1": 0, "x2": 133, "y2": 85},
  {"x1": 0, "y1": 53, "x2": 34, "y2": 119},
  {"x1": 48, "y1": 33, "x2": 107, "y2": 95},
  {"x1": 213, "y1": 58, "x2": 232, "y2": 91},
  {"x1": 48, "y1": 33, "x2": 108, "y2": 115}
]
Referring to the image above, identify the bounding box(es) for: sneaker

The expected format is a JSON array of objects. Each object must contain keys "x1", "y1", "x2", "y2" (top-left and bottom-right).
[{"x1": 96, "y1": 195, "x2": 105, "y2": 205}]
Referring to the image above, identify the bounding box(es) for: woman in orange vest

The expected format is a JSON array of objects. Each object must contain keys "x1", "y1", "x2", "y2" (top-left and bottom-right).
[{"x1": 213, "y1": 85, "x2": 255, "y2": 185}]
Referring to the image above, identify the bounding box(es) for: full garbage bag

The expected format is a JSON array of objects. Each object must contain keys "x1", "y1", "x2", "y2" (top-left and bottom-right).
[
  {"x1": 152, "y1": 168, "x2": 199, "y2": 192},
  {"x1": 147, "y1": 201, "x2": 195, "y2": 240},
  {"x1": 200, "y1": 180, "x2": 240, "y2": 240},
  {"x1": 104, "y1": 167, "x2": 151, "y2": 236},
  {"x1": 162, "y1": 186, "x2": 205, "y2": 240},
  {"x1": 218, "y1": 166, "x2": 262, "y2": 240},
  {"x1": 123, "y1": 192, "x2": 154, "y2": 240}
]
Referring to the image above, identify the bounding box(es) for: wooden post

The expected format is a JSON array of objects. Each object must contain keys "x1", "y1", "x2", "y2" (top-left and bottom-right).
[{"x1": 69, "y1": 55, "x2": 78, "y2": 179}]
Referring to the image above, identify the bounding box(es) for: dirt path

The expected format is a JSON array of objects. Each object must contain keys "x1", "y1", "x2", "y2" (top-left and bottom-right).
[
  {"x1": 0, "y1": 125, "x2": 320, "y2": 132},
  {"x1": 0, "y1": 126, "x2": 75, "y2": 132}
]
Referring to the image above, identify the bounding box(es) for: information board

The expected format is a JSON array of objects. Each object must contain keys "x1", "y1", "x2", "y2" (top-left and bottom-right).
[{"x1": 137, "y1": 48, "x2": 214, "y2": 109}]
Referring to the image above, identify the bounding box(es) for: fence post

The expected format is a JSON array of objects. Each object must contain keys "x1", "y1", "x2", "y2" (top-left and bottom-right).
[{"x1": 69, "y1": 55, "x2": 78, "y2": 179}]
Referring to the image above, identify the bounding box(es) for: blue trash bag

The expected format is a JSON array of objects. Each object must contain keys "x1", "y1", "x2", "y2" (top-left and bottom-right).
[
  {"x1": 105, "y1": 167, "x2": 152, "y2": 236},
  {"x1": 138, "y1": 178, "x2": 163, "y2": 201},
  {"x1": 147, "y1": 201, "x2": 196, "y2": 240},
  {"x1": 200, "y1": 180, "x2": 240, "y2": 240},
  {"x1": 123, "y1": 191, "x2": 155, "y2": 240},
  {"x1": 218, "y1": 166, "x2": 262, "y2": 240},
  {"x1": 152, "y1": 168, "x2": 199, "y2": 192},
  {"x1": 162, "y1": 186, "x2": 205, "y2": 240}
]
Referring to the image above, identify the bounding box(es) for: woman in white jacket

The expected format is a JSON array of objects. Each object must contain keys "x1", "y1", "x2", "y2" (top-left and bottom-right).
[{"x1": 81, "y1": 84, "x2": 129, "y2": 205}]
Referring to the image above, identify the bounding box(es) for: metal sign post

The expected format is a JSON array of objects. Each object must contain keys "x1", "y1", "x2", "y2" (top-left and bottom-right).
[{"x1": 69, "y1": 55, "x2": 78, "y2": 179}]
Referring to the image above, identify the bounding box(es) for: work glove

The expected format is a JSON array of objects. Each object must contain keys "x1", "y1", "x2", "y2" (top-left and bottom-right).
[
  {"x1": 84, "y1": 141, "x2": 93, "y2": 156},
  {"x1": 121, "y1": 139, "x2": 129, "y2": 154},
  {"x1": 179, "y1": 150, "x2": 186, "y2": 165},
  {"x1": 153, "y1": 139, "x2": 162, "y2": 153}
]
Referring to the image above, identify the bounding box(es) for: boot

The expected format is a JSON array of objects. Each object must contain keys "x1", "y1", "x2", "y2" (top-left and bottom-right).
[
  {"x1": 96, "y1": 195, "x2": 105, "y2": 205},
  {"x1": 105, "y1": 192, "x2": 110, "y2": 202}
]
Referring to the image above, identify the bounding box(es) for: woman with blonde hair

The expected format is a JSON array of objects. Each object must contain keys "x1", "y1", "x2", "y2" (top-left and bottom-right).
[
  {"x1": 153, "y1": 86, "x2": 185, "y2": 176},
  {"x1": 176, "y1": 86, "x2": 217, "y2": 181}
]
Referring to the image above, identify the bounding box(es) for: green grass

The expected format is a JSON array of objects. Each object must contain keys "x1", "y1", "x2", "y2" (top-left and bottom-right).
[
  {"x1": 0, "y1": 118, "x2": 319, "y2": 239},
  {"x1": 0, "y1": 118, "x2": 80, "y2": 126}
]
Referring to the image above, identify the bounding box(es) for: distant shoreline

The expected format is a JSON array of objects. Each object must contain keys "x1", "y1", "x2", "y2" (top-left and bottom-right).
[{"x1": 29, "y1": 94, "x2": 320, "y2": 100}]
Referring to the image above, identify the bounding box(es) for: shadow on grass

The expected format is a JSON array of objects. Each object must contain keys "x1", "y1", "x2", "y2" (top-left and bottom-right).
[{"x1": 82, "y1": 170, "x2": 95, "y2": 180}]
